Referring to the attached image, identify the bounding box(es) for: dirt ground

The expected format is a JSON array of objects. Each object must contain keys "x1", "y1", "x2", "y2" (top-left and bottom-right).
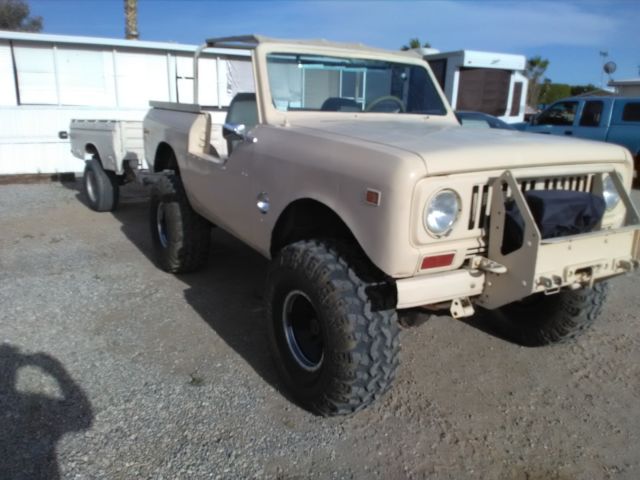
[{"x1": 1, "y1": 181, "x2": 639, "y2": 480}]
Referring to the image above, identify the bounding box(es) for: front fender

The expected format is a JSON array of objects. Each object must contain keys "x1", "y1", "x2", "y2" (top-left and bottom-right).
[{"x1": 253, "y1": 126, "x2": 426, "y2": 277}]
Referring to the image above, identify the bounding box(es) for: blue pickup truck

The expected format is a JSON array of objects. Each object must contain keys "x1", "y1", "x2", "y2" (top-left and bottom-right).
[{"x1": 517, "y1": 96, "x2": 640, "y2": 185}]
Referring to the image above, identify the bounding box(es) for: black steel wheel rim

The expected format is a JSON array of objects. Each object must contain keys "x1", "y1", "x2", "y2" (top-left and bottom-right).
[{"x1": 282, "y1": 290, "x2": 324, "y2": 371}]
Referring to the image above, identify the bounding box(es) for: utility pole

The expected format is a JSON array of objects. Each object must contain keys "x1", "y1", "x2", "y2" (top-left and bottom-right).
[
  {"x1": 125, "y1": 0, "x2": 139, "y2": 40},
  {"x1": 599, "y1": 51, "x2": 608, "y2": 89}
]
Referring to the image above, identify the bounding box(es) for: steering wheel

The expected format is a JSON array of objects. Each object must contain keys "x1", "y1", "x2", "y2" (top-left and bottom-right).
[{"x1": 365, "y1": 95, "x2": 406, "y2": 113}]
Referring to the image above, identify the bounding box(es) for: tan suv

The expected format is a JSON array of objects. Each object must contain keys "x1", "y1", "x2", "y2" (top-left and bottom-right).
[{"x1": 137, "y1": 36, "x2": 640, "y2": 416}]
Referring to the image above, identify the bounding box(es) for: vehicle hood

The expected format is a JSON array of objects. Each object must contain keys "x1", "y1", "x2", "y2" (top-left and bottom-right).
[{"x1": 294, "y1": 119, "x2": 629, "y2": 175}]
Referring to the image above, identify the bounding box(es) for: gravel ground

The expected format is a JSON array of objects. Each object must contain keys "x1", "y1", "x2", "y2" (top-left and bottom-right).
[{"x1": 0, "y1": 181, "x2": 639, "y2": 480}]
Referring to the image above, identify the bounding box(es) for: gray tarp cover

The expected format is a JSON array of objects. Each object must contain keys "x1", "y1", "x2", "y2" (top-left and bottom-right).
[{"x1": 502, "y1": 190, "x2": 606, "y2": 254}]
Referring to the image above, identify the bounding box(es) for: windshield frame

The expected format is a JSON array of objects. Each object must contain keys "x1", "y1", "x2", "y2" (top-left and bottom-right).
[{"x1": 254, "y1": 43, "x2": 455, "y2": 126}]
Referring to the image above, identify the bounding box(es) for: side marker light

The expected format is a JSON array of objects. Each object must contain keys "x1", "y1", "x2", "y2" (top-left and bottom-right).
[{"x1": 421, "y1": 253, "x2": 455, "y2": 270}]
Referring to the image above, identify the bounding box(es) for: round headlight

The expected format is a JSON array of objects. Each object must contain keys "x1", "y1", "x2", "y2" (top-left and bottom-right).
[
  {"x1": 424, "y1": 189, "x2": 460, "y2": 237},
  {"x1": 603, "y1": 175, "x2": 621, "y2": 211}
]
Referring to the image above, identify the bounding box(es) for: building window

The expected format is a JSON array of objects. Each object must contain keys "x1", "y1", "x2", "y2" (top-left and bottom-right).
[
  {"x1": 13, "y1": 44, "x2": 58, "y2": 104},
  {"x1": 456, "y1": 68, "x2": 511, "y2": 117}
]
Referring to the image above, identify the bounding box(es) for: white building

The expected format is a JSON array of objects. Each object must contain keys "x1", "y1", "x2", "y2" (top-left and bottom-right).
[
  {"x1": 608, "y1": 78, "x2": 640, "y2": 97},
  {"x1": 423, "y1": 49, "x2": 528, "y2": 123},
  {"x1": 0, "y1": 31, "x2": 252, "y2": 175}
]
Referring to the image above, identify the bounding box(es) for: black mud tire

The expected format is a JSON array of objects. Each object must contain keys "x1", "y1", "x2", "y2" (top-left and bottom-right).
[
  {"x1": 149, "y1": 174, "x2": 210, "y2": 273},
  {"x1": 82, "y1": 157, "x2": 119, "y2": 212},
  {"x1": 266, "y1": 240, "x2": 400, "y2": 416},
  {"x1": 490, "y1": 282, "x2": 609, "y2": 346}
]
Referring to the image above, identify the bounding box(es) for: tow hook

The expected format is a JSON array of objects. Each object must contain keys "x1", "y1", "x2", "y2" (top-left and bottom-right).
[
  {"x1": 537, "y1": 275, "x2": 563, "y2": 295},
  {"x1": 450, "y1": 297, "x2": 475, "y2": 319},
  {"x1": 470, "y1": 256, "x2": 508, "y2": 274}
]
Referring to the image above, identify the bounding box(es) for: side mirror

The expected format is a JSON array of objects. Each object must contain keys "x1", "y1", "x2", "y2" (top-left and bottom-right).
[{"x1": 223, "y1": 122, "x2": 247, "y2": 141}]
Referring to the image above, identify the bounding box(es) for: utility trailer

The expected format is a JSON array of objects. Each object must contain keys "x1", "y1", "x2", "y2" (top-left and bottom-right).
[
  {"x1": 70, "y1": 119, "x2": 145, "y2": 211},
  {"x1": 68, "y1": 36, "x2": 252, "y2": 211},
  {"x1": 69, "y1": 108, "x2": 230, "y2": 211},
  {"x1": 70, "y1": 120, "x2": 146, "y2": 173}
]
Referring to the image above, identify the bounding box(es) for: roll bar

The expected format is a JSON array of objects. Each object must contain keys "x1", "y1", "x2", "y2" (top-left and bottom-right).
[
  {"x1": 193, "y1": 36, "x2": 260, "y2": 104},
  {"x1": 192, "y1": 43, "x2": 208, "y2": 105}
]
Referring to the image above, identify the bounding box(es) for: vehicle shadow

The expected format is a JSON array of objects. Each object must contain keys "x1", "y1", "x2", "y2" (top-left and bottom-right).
[
  {"x1": 405, "y1": 307, "x2": 518, "y2": 345},
  {"x1": 63, "y1": 180, "x2": 285, "y2": 394},
  {"x1": 458, "y1": 309, "x2": 520, "y2": 344},
  {"x1": 0, "y1": 343, "x2": 93, "y2": 480}
]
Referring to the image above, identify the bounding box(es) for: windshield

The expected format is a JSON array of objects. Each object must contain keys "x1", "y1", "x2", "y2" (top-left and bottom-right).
[{"x1": 266, "y1": 53, "x2": 446, "y2": 115}]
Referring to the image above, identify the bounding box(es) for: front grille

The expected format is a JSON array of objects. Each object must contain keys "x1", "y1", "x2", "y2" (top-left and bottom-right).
[{"x1": 467, "y1": 174, "x2": 594, "y2": 231}]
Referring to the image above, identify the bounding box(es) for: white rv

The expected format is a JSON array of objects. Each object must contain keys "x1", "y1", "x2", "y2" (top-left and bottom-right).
[
  {"x1": 423, "y1": 49, "x2": 528, "y2": 123},
  {"x1": 0, "y1": 31, "x2": 251, "y2": 175}
]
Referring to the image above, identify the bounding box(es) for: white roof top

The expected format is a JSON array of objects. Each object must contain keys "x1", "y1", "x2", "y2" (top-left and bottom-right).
[
  {"x1": 0, "y1": 30, "x2": 249, "y2": 56},
  {"x1": 608, "y1": 78, "x2": 640, "y2": 86},
  {"x1": 423, "y1": 49, "x2": 526, "y2": 71}
]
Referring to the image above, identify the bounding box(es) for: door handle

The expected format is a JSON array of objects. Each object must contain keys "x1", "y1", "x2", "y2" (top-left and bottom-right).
[{"x1": 564, "y1": 130, "x2": 573, "y2": 136}]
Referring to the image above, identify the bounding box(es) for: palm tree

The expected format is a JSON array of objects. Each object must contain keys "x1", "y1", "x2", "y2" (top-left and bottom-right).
[
  {"x1": 401, "y1": 38, "x2": 431, "y2": 51},
  {"x1": 525, "y1": 56, "x2": 550, "y2": 107},
  {"x1": 124, "y1": 0, "x2": 138, "y2": 39}
]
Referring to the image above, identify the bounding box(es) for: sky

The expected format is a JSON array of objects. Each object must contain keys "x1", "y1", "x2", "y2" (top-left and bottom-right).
[{"x1": 28, "y1": 0, "x2": 640, "y2": 86}]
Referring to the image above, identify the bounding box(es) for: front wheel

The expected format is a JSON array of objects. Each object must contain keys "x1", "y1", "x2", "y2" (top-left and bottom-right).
[
  {"x1": 82, "y1": 157, "x2": 119, "y2": 212},
  {"x1": 149, "y1": 174, "x2": 210, "y2": 273},
  {"x1": 265, "y1": 240, "x2": 400, "y2": 416},
  {"x1": 489, "y1": 282, "x2": 609, "y2": 346}
]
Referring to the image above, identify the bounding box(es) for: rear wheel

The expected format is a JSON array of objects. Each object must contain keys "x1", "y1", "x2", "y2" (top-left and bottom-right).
[
  {"x1": 490, "y1": 282, "x2": 609, "y2": 346},
  {"x1": 266, "y1": 240, "x2": 400, "y2": 416},
  {"x1": 82, "y1": 157, "x2": 119, "y2": 212},
  {"x1": 149, "y1": 174, "x2": 210, "y2": 273}
]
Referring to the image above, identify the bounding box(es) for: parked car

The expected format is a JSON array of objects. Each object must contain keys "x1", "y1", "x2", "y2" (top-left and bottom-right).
[
  {"x1": 517, "y1": 96, "x2": 640, "y2": 185},
  {"x1": 455, "y1": 111, "x2": 515, "y2": 130},
  {"x1": 70, "y1": 35, "x2": 640, "y2": 416}
]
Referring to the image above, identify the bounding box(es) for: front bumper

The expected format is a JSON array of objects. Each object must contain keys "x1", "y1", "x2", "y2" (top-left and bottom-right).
[{"x1": 396, "y1": 170, "x2": 640, "y2": 311}]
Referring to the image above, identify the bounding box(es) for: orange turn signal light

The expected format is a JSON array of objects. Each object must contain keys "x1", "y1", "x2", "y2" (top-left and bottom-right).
[
  {"x1": 365, "y1": 189, "x2": 381, "y2": 206},
  {"x1": 421, "y1": 253, "x2": 455, "y2": 270}
]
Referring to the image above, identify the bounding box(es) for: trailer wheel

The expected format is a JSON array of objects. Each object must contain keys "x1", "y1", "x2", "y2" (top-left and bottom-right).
[
  {"x1": 490, "y1": 282, "x2": 609, "y2": 346},
  {"x1": 265, "y1": 240, "x2": 400, "y2": 416},
  {"x1": 82, "y1": 157, "x2": 119, "y2": 212},
  {"x1": 149, "y1": 174, "x2": 210, "y2": 273}
]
